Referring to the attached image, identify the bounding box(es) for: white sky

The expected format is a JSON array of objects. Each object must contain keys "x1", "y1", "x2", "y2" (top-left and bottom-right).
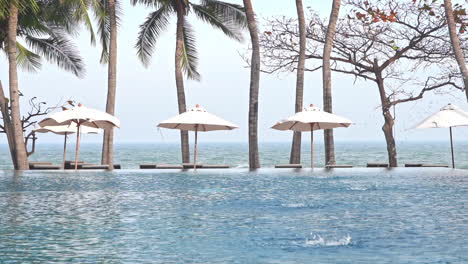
[{"x1": 1, "y1": 0, "x2": 468, "y2": 144}]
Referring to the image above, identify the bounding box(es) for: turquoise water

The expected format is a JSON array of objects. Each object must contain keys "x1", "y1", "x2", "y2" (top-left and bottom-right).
[
  {"x1": 2, "y1": 141, "x2": 468, "y2": 169},
  {"x1": 0, "y1": 168, "x2": 467, "y2": 263}
]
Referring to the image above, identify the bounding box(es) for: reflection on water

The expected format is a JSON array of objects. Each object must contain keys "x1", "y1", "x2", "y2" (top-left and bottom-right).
[{"x1": 0, "y1": 169, "x2": 467, "y2": 263}]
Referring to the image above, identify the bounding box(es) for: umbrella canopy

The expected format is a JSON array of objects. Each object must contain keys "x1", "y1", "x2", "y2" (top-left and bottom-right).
[
  {"x1": 413, "y1": 103, "x2": 468, "y2": 168},
  {"x1": 158, "y1": 105, "x2": 238, "y2": 169},
  {"x1": 158, "y1": 105, "x2": 238, "y2": 131},
  {"x1": 413, "y1": 104, "x2": 468, "y2": 129},
  {"x1": 39, "y1": 104, "x2": 120, "y2": 129},
  {"x1": 38, "y1": 104, "x2": 120, "y2": 169},
  {"x1": 272, "y1": 105, "x2": 353, "y2": 131},
  {"x1": 272, "y1": 104, "x2": 353, "y2": 168},
  {"x1": 35, "y1": 124, "x2": 102, "y2": 135}
]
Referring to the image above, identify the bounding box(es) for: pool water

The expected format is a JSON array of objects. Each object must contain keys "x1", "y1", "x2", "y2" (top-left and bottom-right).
[{"x1": 0, "y1": 168, "x2": 467, "y2": 263}]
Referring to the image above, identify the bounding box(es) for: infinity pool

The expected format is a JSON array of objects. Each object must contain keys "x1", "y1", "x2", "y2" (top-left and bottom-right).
[{"x1": 0, "y1": 169, "x2": 466, "y2": 263}]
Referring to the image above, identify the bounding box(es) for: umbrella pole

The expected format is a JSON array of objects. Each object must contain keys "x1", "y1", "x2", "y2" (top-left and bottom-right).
[
  {"x1": 311, "y1": 123, "x2": 314, "y2": 169},
  {"x1": 194, "y1": 125, "x2": 198, "y2": 170},
  {"x1": 75, "y1": 123, "x2": 81, "y2": 170},
  {"x1": 450, "y1": 127, "x2": 455, "y2": 169},
  {"x1": 63, "y1": 132, "x2": 67, "y2": 169}
]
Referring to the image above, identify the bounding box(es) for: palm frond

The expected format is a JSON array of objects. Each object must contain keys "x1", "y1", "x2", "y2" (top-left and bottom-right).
[
  {"x1": 16, "y1": 41, "x2": 42, "y2": 72},
  {"x1": 25, "y1": 34, "x2": 85, "y2": 77},
  {"x1": 135, "y1": 5, "x2": 172, "y2": 66},
  {"x1": 93, "y1": 0, "x2": 110, "y2": 63},
  {"x1": 191, "y1": 4, "x2": 243, "y2": 41},
  {"x1": 77, "y1": 0, "x2": 97, "y2": 45},
  {"x1": 181, "y1": 19, "x2": 200, "y2": 81},
  {"x1": 199, "y1": 0, "x2": 247, "y2": 28}
]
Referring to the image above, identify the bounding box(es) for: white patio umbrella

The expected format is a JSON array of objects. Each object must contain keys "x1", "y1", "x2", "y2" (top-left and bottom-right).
[
  {"x1": 34, "y1": 124, "x2": 101, "y2": 168},
  {"x1": 158, "y1": 104, "x2": 238, "y2": 169},
  {"x1": 39, "y1": 104, "x2": 120, "y2": 169},
  {"x1": 413, "y1": 103, "x2": 468, "y2": 168},
  {"x1": 272, "y1": 104, "x2": 353, "y2": 168}
]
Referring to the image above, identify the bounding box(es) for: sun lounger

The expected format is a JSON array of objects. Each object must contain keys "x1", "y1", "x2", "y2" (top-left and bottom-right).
[
  {"x1": 140, "y1": 164, "x2": 156, "y2": 169},
  {"x1": 113, "y1": 164, "x2": 121, "y2": 169},
  {"x1": 405, "y1": 163, "x2": 449, "y2": 168},
  {"x1": 200, "y1": 164, "x2": 230, "y2": 169},
  {"x1": 182, "y1": 163, "x2": 204, "y2": 169},
  {"x1": 367, "y1": 163, "x2": 389, "y2": 168},
  {"x1": 325, "y1": 165, "x2": 353, "y2": 169},
  {"x1": 420, "y1": 164, "x2": 449, "y2": 168},
  {"x1": 30, "y1": 164, "x2": 61, "y2": 170},
  {"x1": 29, "y1": 162, "x2": 53, "y2": 169},
  {"x1": 157, "y1": 164, "x2": 184, "y2": 169},
  {"x1": 275, "y1": 164, "x2": 303, "y2": 168},
  {"x1": 80, "y1": 165, "x2": 110, "y2": 170}
]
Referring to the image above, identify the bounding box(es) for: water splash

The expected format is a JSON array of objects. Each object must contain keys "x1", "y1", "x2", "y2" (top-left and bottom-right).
[{"x1": 305, "y1": 234, "x2": 352, "y2": 247}]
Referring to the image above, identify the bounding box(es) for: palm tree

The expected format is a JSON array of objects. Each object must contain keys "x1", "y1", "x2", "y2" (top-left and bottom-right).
[
  {"x1": 322, "y1": 0, "x2": 341, "y2": 166},
  {"x1": 98, "y1": 0, "x2": 119, "y2": 168},
  {"x1": 444, "y1": 0, "x2": 468, "y2": 101},
  {"x1": 289, "y1": 0, "x2": 306, "y2": 165},
  {"x1": 242, "y1": 0, "x2": 260, "y2": 169},
  {"x1": 0, "y1": 0, "x2": 85, "y2": 169},
  {"x1": 133, "y1": 0, "x2": 246, "y2": 163}
]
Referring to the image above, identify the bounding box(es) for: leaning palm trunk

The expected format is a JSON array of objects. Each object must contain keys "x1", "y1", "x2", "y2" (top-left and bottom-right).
[
  {"x1": 444, "y1": 0, "x2": 468, "y2": 101},
  {"x1": 102, "y1": 0, "x2": 118, "y2": 168},
  {"x1": 175, "y1": 2, "x2": 190, "y2": 163},
  {"x1": 289, "y1": 0, "x2": 306, "y2": 164},
  {"x1": 0, "y1": 81, "x2": 18, "y2": 167},
  {"x1": 243, "y1": 0, "x2": 260, "y2": 169},
  {"x1": 7, "y1": 4, "x2": 28, "y2": 170},
  {"x1": 322, "y1": 0, "x2": 341, "y2": 165}
]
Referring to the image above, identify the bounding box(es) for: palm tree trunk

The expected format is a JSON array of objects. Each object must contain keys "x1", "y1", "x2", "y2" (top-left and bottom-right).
[
  {"x1": 323, "y1": 0, "x2": 341, "y2": 166},
  {"x1": 101, "y1": 0, "x2": 118, "y2": 168},
  {"x1": 175, "y1": 1, "x2": 190, "y2": 163},
  {"x1": 0, "y1": 80, "x2": 18, "y2": 167},
  {"x1": 7, "y1": 4, "x2": 28, "y2": 170},
  {"x1": 374, "y1": 60, "x2": 397, "y2": 167},
  {"x1": 444, "y1": 0, "x2": 468, "y2": 101},
  {"x1": 289, "y1": 0, "x2": 306, "y2": 164},
  {"x1": 243, "y1": 0, "x2": 260, "y2": 169}
]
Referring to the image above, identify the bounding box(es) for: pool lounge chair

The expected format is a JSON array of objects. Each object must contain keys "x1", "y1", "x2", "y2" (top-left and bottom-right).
[
  {"x1": 275, "y1": 164, "x2": 303, "y2": 169},
  {"x1": 325, "y1": 165, "x2": 353, "y2": 169},
  {"x1": 139, "y1": 164, "x2": 184, "y2": 169},
  {"x1": 182, "y1": 163, "x2": 204, "y2": 169},
  {"x1": 405, "y1": 163, "x2": 449, "y2": 168},
  {"x1": 367, "y1": 163, "x2": 389, "y2": 168},
  {"x1": 80, "y1": 165, "x2": 110, "y2": 170},
  {"x1": 30, "y1": 163, "x2": 61, "y2": 170},
  {"x1": 200, "y1": 164, "x2": 230, "y2": 169}
]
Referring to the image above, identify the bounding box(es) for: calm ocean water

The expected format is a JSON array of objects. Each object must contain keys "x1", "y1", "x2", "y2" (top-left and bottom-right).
[
  {"x1": 0, "y1": 168, "x2": 467, "y2": 263},
  {"x1": 1, "y1": 141, "x2": 468, "y2": 169}
]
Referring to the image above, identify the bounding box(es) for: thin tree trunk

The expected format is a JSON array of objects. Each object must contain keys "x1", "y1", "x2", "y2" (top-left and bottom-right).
[
  {"x1": 243, "y1": 0, "x2": 260, "y2": 169},
  {"x1": 323, "y1": 0, "x2": 341, "y2": 166},
  {"x1": 289, "y1": 0, "x2": 306, "y2": 164},
  {"x1": 444, "y1": 0, "x2": 468, "y2": 101},
  {"x1": 101, "y1": 0, "x2": 117, "y2": 168},
  {"x1": 7, "y1": 4, "x2": 28, "y2": 170},
  {"x1": 374, "y1": 60, "x2": 397, "y2": 167},
  {"x1": 0, "y1": 80, "x2": 17, "y2": 167},
  {"x1": 175, "y1": 1, "x2": 190, "y2": 163}
]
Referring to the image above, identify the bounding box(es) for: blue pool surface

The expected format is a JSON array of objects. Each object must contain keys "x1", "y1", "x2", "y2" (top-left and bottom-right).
[{"x1": 0, "y1": 168, "x2": 467, "y2": 263}]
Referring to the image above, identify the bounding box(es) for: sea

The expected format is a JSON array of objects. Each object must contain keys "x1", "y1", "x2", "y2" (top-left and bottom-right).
[{"x1": 1, "y1": 141, "x2": 468, "y2": 169}]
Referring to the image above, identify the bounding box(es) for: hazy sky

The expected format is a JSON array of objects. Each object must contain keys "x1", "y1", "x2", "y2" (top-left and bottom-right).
[{"x1": 1, "y1": 0, "x2": 468, "y2": 144}]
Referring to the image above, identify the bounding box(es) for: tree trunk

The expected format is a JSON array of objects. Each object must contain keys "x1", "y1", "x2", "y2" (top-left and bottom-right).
[
  {"x1": 101, "y1": 0, "x2": 118, "y2": 168},
  {"x1": 322, "y1": 0, "x2": 341, "y2": 166},
  {"x1": 0, "y1": 80, "x2": 18, "y2": 167},
  {"x1": 444, "y1": 0, "x2": 468, "y2": 101},
  {"x1": 289, "y1": 0, "x2": 306, "y2": 164},
  {"x1": 7, "y1": 5, "x2": 28, "y2": 170},
  {"x1": 175, "y1": 0, "x2": 190, "y2": 163},
  {"x1": 243, "y1": 0, "x2": 260, "y2": 169},
  {"x1": 374, "y1": 60, "x2": 397, "y2": 167}
]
